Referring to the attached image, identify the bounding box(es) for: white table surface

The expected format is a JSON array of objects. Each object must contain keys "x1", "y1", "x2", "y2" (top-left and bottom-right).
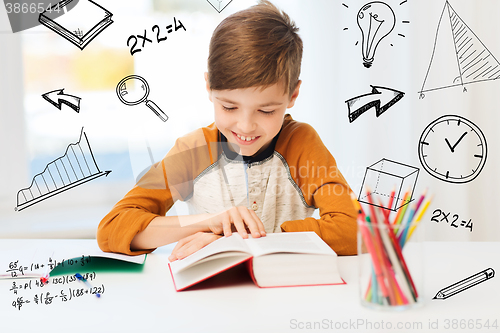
[{"x1": 0, "y1": 239, "x2": 498, "y2": 333}]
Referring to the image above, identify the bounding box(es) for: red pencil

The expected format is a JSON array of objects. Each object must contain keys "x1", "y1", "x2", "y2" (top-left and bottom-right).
[
  {"x1": 366, "y1": 193, "x2": 398, "y2": 305},
  {"x1": 358, "y1": 216, "x2": 390, "y2": 304},
  {"x1": 376, "y1": 201, "x2": 419, "y2": 301}
]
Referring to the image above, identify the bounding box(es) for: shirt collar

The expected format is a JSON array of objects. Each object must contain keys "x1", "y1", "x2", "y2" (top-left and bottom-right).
[{"x1": 220, "y1": 131, "x2": 280, "y2": 164}]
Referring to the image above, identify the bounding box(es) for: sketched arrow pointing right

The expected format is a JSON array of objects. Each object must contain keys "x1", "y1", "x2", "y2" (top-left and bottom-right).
[{"x1": 345, "y1": 85, "x2": 405, "y2": 123}]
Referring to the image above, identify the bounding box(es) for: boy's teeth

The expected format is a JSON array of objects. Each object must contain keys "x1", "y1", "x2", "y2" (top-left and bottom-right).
[{"x1": 237, "y1": 134, "x2": 256, "y2": 141}]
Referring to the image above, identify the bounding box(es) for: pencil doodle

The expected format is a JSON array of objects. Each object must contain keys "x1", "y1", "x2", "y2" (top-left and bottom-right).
[
  {"x1": 206, "y1": 0, "x2": 232, "y2": 13},
  {"x1": 342, "y1": 1, "x2": 409, "y2": 68},
  {"x1": 127, "y1": 18, "x2": 186, "y2": 56},
  {"x1": 15, "y1": 128, "x2": 111, "y2": 212},
  {"x1": 358, "y1": 158, "x2": 419, "y2": 212},
  {"x1": 345, "y1": 85, "x2": 404, "y2": 122},
  {"x1": 116, "y1": 75, "x2": 169, "y2": 122},
  {"x1": 42, "y1": 88, "x2": 81, "y2": 113},
  {"x1": 419, "y1": 1, "x2": 500, "y2": 98},
  {"x1": 433, "y1": 268, "x2": 495, "y2": 300},
  {"x1": 430, "y1": 208, "x2": 473, "y2": 232},
  {"x1": 38, "y1": 0, "x2": 113, "y2": 50},
  {"x1": 418, "y1": 115, "x2": 487, "y2": 184}
]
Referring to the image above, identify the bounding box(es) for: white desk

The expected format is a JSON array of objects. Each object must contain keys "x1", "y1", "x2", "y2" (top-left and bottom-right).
[{"x1": 0, "y1": 240, "x2": 499, "y2": 333}]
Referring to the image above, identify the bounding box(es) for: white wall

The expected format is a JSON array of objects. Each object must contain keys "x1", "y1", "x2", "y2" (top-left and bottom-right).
[{"x1": 0, "y1": 0, "x2": 498, "y2": 241}]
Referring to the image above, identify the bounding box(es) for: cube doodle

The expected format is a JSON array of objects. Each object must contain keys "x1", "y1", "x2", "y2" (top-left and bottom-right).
[{"x1": 358, "y1": 158, "x2": 419, "y2": 211}]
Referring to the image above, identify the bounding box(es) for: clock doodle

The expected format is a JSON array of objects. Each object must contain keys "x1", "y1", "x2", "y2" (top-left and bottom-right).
[{"x1": 418, "y1": 115, "x2": 487, "y2": 184}]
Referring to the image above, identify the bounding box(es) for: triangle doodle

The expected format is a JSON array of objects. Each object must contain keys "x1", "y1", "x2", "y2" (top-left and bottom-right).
[{"x1": 419, "y1": 1, "x2": 500, "y2": 96}]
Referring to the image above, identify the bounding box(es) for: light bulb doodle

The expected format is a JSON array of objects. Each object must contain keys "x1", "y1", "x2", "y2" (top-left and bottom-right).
[{"x1": 357, "y1": 2, "x2": 396, "y2": 68}]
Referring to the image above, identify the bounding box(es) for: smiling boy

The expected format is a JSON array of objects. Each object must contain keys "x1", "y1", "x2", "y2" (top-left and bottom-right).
[{"x1": 97, "y1": 0, "x2": 357, "y2": 259}]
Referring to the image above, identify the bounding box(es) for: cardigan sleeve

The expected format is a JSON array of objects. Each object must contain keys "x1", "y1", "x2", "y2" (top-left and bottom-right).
[
  {"x1": 97, "y1": 127, "x2": 218, "y2": 255},
  {"x1": 278, "y1": 117, "x2": 358, "y2": 255}
]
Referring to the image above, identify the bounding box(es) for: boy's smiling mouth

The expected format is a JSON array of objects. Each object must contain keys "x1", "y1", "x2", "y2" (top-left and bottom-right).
[{"x1": 232, "y1": 131, "x2": 260, "y2": 145}]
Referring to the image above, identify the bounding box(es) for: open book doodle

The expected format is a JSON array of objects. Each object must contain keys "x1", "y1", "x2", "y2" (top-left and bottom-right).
[
  {"x1": 168, "y1": 232, "x2": 345, "y2": 291},
  {"x1": 39, "y1": 0, "x2": 113, "y2": 50}
]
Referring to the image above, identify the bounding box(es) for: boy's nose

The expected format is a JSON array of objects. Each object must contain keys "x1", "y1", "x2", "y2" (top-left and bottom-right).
[{"x1": 237, "y1": 114, "x2": 257, "y2": 133}]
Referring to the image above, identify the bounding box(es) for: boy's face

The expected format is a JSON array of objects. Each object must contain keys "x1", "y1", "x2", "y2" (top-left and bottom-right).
[{"x1": 206, "y1": 74, "x2": 301, "y2": 157}]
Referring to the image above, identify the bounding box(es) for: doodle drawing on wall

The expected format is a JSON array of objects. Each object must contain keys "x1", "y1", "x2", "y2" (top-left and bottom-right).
[
  {"x1": 418, "y1": 115, "x2": 487, "y2": 184},
  {"x1": 357, "y1": 2, "x2": 395, "y2": 68},
  {"x1": 39, "y1": 0, "x2": 113, "y2": 50},
  {"x1": 433, "y1": 268, "x2": 495, "y2": 300},
  {"x1": 345, "y1": 85, "x2": 404, "y2": 123},
  {"x1": 116, "y1": 75, "x2": 169, "y2": 122},
  {"x1": 419, "y1": 1, "x2": 500, "y2": 97},
  {"x1": 206, "y1": 0, "x2": 233, "y2": 13},
  {"x1": 342, "y1": 1, "x2": 409, "y2": 69},
  {"x1": 42, "y1": 89, "x2": 81, "y2": 113},
  {"x1": 15, "y1": 128, "x2": 111, "y2": 211},
  {"x1": 358, "y1": 158, "x2": 419, "y2": 211}
]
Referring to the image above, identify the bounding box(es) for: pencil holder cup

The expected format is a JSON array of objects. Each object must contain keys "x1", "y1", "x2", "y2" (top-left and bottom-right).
[{"x1": 357, "y1": 217, "x2": 424, "y2": 310}]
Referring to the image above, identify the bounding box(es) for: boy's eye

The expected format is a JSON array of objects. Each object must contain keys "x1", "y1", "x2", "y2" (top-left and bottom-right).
[
  {"x1": 259, "y1": 110, "x2": 275, "y2": 115},
  {"x1": 222, "y1": 105, "x2": 236, "y2": 111}
]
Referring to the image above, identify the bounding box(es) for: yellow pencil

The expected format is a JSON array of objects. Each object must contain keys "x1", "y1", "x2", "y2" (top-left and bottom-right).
[
  {"x1": 393, "y1": 189, "x2": 411, "y2": 233},
  {"x1": 405, "y1": 195, "x2": 433, "y2": 242}
]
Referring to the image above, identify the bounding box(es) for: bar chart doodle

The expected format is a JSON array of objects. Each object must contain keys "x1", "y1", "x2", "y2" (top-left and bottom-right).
[
  {"x1": 42, "y1": 88, "x2": 81, "y2": 113},
  {"x1": 419, "y1": 1, "x2": 500, "y2": 98},
  {"x1": 15, "y1": 128, "x2": 111, "y2": 211}
]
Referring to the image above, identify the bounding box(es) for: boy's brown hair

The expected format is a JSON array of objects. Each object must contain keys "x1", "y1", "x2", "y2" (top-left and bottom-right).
[{"x1": 207, "y1": 0, "x2": 303, "y2": 96}]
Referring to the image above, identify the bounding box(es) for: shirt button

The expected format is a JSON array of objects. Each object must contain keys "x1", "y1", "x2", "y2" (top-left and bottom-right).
[{"x1": 251, "y1": 203, "x2": 258, "y2": 211}]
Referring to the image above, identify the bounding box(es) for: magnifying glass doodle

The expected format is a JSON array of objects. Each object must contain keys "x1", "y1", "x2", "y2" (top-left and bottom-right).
[{"x1": 116, "y1": 75, "x2": 168, "y2": 122}]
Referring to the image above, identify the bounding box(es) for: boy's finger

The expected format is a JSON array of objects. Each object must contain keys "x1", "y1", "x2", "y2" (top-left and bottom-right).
[
  {"x1": 238, "y1": 207, "x2": 262, "y2": 238},
  {"x1": 170, "y1": 233, "x2": 198, "y2": 260},
  {"x1": 230, "y1": 209, "x2": 248, "y2": 238},
  {"x1": 222, "y1": 213, "x2": 232, "y2": 237},
  {"x1": 250, "y1": 209, "x2": 266, "y2": 236},
  {"x1": 178, "y1": 234, "x2": 219, "y2": 259}
]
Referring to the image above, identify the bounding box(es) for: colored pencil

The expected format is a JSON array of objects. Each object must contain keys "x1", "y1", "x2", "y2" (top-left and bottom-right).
[
  {"x1": 358, "y1": 216, "x2": 390, "y2": 304},
  {"x1": 403, "y1": 195, "x2": 433, "y2": 245},
  {"x1": 376, "y1": 201, "x2": 418, "y2": 301}
]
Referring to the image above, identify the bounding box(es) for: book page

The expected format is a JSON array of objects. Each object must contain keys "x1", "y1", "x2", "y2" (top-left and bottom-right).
[
  {"x1": 245, "y1": 232, "x2": 336, "y2": 257},
  {"x1": 169, "y1": 234, "x2": 250, "y2": 273}
]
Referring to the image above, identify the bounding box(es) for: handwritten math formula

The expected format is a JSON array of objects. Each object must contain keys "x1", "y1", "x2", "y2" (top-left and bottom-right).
[
  {"x1": 431, "y1": 208, "x2": 473, "y2": 232},
  {"x1": 127, "y1": 17, "x2": 186, "y2": 56},
  {"x1": 3, "y1": 256, "x2": 106, "y2": 311},
  {"x1": 12, "y1": 284, "x2": 105, "y2": 310},
  {"x1": 5, "y1": 255, "x2": 91, "y2": 278}
]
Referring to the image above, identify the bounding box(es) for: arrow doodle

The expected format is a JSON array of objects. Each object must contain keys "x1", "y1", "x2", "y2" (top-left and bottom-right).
[
  {"x1": 345, "y1": 85, "x2": 404, "y2": 123},
  {"x1": 42, "y1": 89, "x2": 81, "y2": 113}
]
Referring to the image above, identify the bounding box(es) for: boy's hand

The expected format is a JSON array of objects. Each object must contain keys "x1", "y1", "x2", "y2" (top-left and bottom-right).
[
  {"x1": 209, "y1": 206, "x2": 266, "y2": 239},
  {"x1": 168, "y1": 232, "x2": 221, "y2": 262}
]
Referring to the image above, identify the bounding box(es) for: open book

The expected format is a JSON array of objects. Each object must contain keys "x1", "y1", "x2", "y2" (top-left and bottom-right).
[{"x1": 168, "y1": 232, "x2": 344, "y2": 291}]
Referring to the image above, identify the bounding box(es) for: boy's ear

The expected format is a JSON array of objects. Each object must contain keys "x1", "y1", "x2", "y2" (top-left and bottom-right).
[
  {"x1": 287, "y1": 80, "x2": 302, "y2": 108},
  {"x1": 204, "y1": 72, "x2": 212, "y2": 102}
]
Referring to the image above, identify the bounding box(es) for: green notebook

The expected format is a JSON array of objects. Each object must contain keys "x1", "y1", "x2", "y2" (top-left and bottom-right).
[{"x1": 50, "y1": 253, "x2": 147, "y2": 276}]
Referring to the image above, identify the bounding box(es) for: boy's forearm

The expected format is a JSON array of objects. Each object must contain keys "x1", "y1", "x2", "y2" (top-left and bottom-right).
[{"x1": 130, "y1": 214, "x2": 214, "y2": 251}]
